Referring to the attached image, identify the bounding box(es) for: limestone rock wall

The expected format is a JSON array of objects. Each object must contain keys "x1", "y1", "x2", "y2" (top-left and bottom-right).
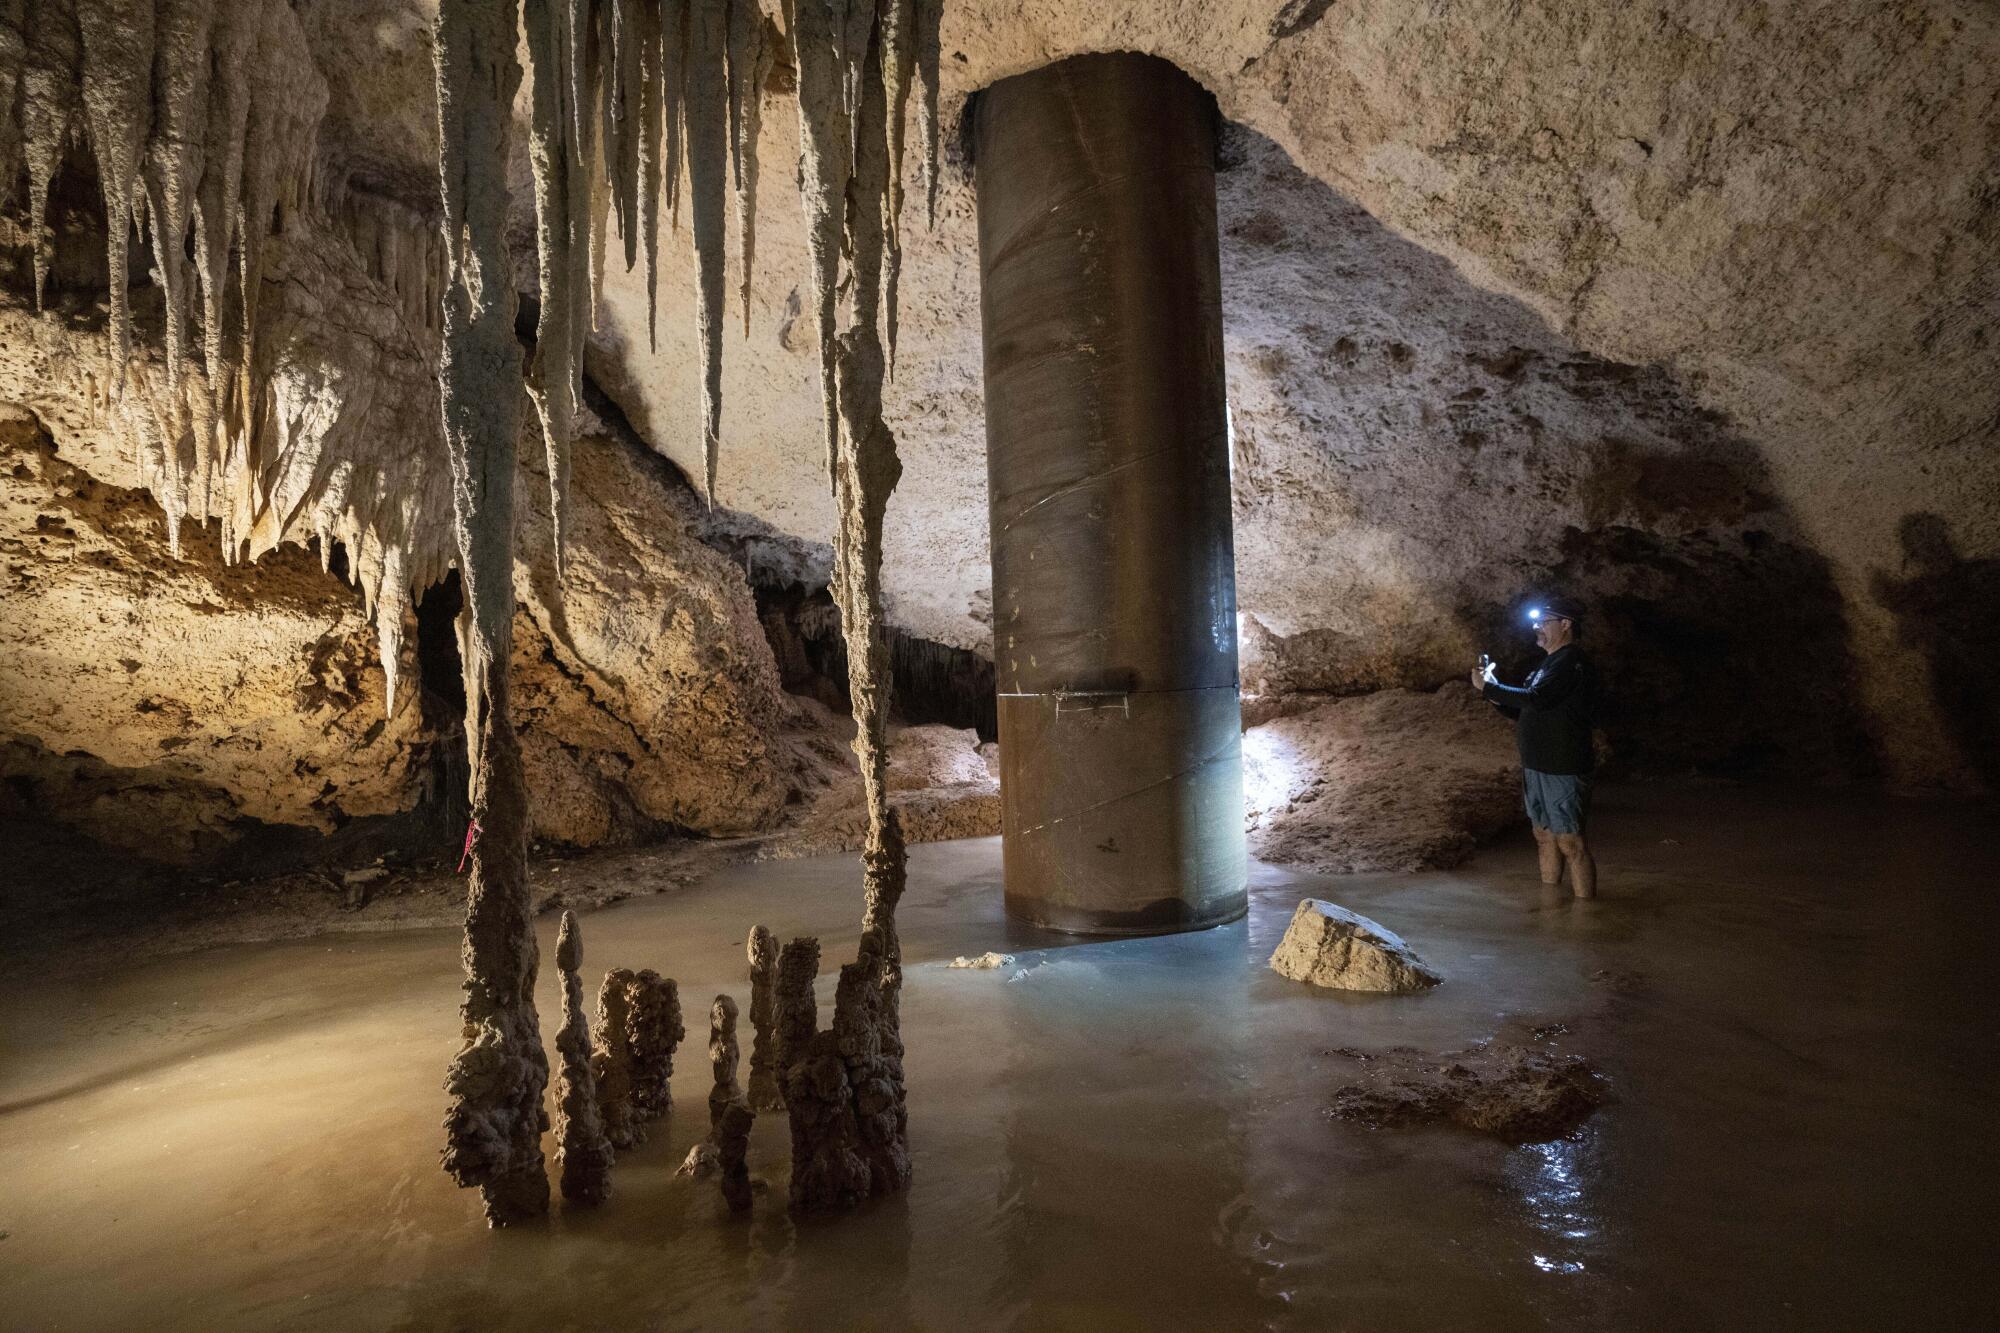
[{"x1": 0, "y1": 402, "x2": 423, "y2": 859}]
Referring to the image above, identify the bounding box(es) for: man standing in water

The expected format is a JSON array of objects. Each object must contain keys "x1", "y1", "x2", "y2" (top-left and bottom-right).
[{"x1": 1473, "y1": 597, "x2": 1599, "y2": 899}]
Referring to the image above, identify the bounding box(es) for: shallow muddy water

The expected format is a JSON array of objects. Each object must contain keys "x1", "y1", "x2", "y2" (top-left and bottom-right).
[{"x1": 3, "y1": 783, "x2": 1995, "y2": 1329}]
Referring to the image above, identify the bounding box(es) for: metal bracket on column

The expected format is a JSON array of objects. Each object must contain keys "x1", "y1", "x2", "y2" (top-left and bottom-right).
[{"x1": 997, "y1": 690, "x2": 1133, "y2": 719}]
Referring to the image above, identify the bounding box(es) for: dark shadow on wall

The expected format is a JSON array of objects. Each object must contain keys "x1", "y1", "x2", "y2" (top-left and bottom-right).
[
  {"x1": 1871, "y1": 514, "x2": 2000, "y2": 789},
  {"x1": 1214, "y1": 124, "x2": 1880, "y2": 781}
]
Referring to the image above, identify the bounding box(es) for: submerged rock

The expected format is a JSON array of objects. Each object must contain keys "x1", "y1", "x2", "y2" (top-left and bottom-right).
[
  {"x1": 1270, "y1": 900, "x2": 1441, "y2": 994},
  {"x1": 1326, "y1": 1038, "x2": 1607, "y2": 1142}
]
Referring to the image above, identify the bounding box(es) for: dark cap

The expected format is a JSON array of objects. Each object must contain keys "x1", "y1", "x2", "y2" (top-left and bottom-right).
[{"x1": 1525, "y1": 596, "x2": 1584, "y2": 624}]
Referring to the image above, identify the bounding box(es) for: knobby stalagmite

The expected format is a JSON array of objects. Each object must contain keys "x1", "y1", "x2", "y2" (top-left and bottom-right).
[
  {"x1": 707, "y1": 994, "x2": 755, "y2": 1211},
  {"x1": 433, "y1": 0, "x2": 551, "y2": 1228},
  {"x1": 744, "y1": 924, "x2": 782, "y2": 1111},
  {"x1": 592, "y1": 966, "x2": 686, "y2": 1149},
  {"x1": 554, "y1": 912, "x2": 615, "y2": 1205}
]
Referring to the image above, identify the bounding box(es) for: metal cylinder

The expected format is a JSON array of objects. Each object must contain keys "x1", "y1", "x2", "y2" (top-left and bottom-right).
[{"x1": 973, "y1": 52, "x2": 1247, "y2": 935}]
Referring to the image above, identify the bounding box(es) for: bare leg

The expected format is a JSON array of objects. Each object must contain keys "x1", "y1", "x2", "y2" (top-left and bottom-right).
[
  {"x1": 1534, "y1": 826, "x2": 1562, "y2": 884},
  {"x1": 1556, "y1": 833, "x2": 1596, "y2": 900}
]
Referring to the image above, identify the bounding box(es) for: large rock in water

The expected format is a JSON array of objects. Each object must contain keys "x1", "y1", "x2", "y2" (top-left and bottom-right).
[{"x1": 1270, "y1": 900, "x2": 1442, "y2": 994}]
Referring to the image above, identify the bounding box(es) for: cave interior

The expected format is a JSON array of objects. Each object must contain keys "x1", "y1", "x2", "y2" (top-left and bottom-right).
[{"x1": 0, "y1": 0, "x2": 1996, "y2": 1327}]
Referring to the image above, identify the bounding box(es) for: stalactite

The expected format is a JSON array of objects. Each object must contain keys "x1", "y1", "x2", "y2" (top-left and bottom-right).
[
  {"x1": 661, "y1": 0, "x2": 684, "y2": 229},
  {"x1": 74, "y1": 0, "x2": 155, "y2": 384},
  {"x1": 523, "y1": 0, "x2": 579, "y2": 575},
  {"x1": 140, "y1": 0, "x2": 214, "y2": 413},
  {"x1": 19, "y1": 0, "x2": 81, "y2": 309},
  {"x1": 610, "y1": 0, "x2": 640, "y2": 274},
  {"x1": 554, "y1": 912, "x2": 615, "y2": 1206},
  {"x1": 878, "y1": 0, "x2": 914, "y2": 370},
  {"x1": 745, "y1": 923, "x2": 782, "y2": 1111},
  {"x1": 433, "y1": 0, "x2": 550, "y2": 1229},
  {"x1": 190, "y1": 0, "x2": 252, "y2": 421},
  {"x1": 726, "y1": 0, "x2": 771, "y2": 338},
  {"x1": 0, "y1": 0, "x2": 24, "y2": 192},
  {"x1": 915, "y1": 0, "x2": 940, "y2": 229},
  {"x1": 636, "y1": 0, "x2": 663, "y2": 348},
  {"x1": 586, "y1": 3, "x2": 610, "y2": 327},
  {"x1": 784, "y1": 0, "x2": 850, "y2": 490},
  {"x1": 685, "y1": 0, "x2": 729, "y2": 503}
]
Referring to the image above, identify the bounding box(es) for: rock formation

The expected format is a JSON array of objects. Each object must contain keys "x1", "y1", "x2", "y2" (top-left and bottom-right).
[
  {"x1": 1269, "y1": 900, "x2": 1441, "y2": 995},
  {"x1": 433, "y1": 0, "x2": 551, "y2": 1229},
  {"x1": 773, "y1": 934, "x2": 865, "y2": 1213},
  {"x1": 744, "y1": 924, "x2": 782, "y2": 1112},
  {"x1": 592, "y1": 965, "x2": 686, "y2": 1150},
  {"x1": 1326, "y1": 1032, "x2": 1607, "y2": 1142},
  {"x1": 552, "y1": 911, "x2": 614, "y2": 1205}
]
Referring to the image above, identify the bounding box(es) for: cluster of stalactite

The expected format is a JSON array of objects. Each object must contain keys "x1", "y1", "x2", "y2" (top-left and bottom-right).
[
  {"x1": 514, "y1": 0, "x2": 940, "y2": 537},
  {"x1": 0, "y1": 0, "x2": 455, "y2": 714}
]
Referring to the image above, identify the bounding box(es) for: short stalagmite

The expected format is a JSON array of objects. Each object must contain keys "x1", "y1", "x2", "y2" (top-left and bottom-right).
[
  {"x1": 707, "y1": 994, "x2": 755, "y2": 1212},
  {"x1": 591, "y1": 966, "x2": 686, "y2": 1150},
  {"x1": 775, "y1": 935, "x2": 866, "y2": 1213},
  {"x1": 553, "y1": 912, "x2": 614, "y2": 1205},
  {"x1": 744, "y1": 924, "x2": 782, "y2": 1111}
]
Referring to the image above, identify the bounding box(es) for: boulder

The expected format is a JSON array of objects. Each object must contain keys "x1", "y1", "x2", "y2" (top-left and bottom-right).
[{"x1": 1269, "y1": 900, "x2": 1441, "y2": 994}]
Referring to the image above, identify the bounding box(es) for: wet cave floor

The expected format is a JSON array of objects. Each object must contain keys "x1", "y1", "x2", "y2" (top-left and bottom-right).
[{"x1": 2, "y1": 781, "x2": 1995, "y2": 1330}]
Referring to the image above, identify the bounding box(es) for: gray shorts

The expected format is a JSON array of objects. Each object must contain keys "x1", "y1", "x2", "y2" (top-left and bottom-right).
[{"x1": 1523, "y1": 769, "x2": 1592, "y2": 835}]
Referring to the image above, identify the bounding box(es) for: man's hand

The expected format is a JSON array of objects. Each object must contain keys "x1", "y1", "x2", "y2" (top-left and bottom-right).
[{"x1": 1471, "y1": 661, "x2": 1497, "y2": 689}]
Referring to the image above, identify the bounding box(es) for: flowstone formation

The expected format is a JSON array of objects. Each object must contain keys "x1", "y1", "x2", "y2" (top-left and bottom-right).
[
  {"x1": 591, "y1": 966, "x2": 686, "y2": 1150},
  {"x1": 744, "y1": 924, "x2": 782, "y2": 1111},
  {"x1": 432, "y1": 0, "x2": 550, "y2": 1228},
  {"x1": 552, "y1": 912, "x2": 614, "y2": 1205}
]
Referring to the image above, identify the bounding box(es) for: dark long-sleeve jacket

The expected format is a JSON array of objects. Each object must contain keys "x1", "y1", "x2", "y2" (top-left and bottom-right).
[{"x1": 1483, "y1": 644, "x2": 1596, "y2": 775}]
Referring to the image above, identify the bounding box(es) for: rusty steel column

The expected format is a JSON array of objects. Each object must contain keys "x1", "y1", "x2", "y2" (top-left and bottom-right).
[{"x1": 972, "y1": 52, "x2": 1247, "y2": 935}]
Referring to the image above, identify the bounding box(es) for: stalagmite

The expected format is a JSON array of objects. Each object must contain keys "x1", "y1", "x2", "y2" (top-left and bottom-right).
[
  {"x1": 706, "y1": 994, "x2": 754, "y2": 1211},
  {"x1": 553, "y1": 912, "x2": 615, "y2": 1205},
  {"x1": 726, "y1": 0, "x2": 771, "y2": 337},
  {"x1": 591, "y1": 968, "x2": 642, "y2": 1150},
  {"x1": 433, "y1": 0, "x2": 550, "y2": 1228},
  {"x1": 684, "y1": 0, "x2": 728, "y2": 503},
  {"x1": 591, "y1": 966, "x2": 686, "y2": 1149},
  {"x1": 745, "y1": 923, "x2": 782, "y2": 1111},
  {"x1": 775, "y1": 935, "x2": 863, "y2": 1213}
]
